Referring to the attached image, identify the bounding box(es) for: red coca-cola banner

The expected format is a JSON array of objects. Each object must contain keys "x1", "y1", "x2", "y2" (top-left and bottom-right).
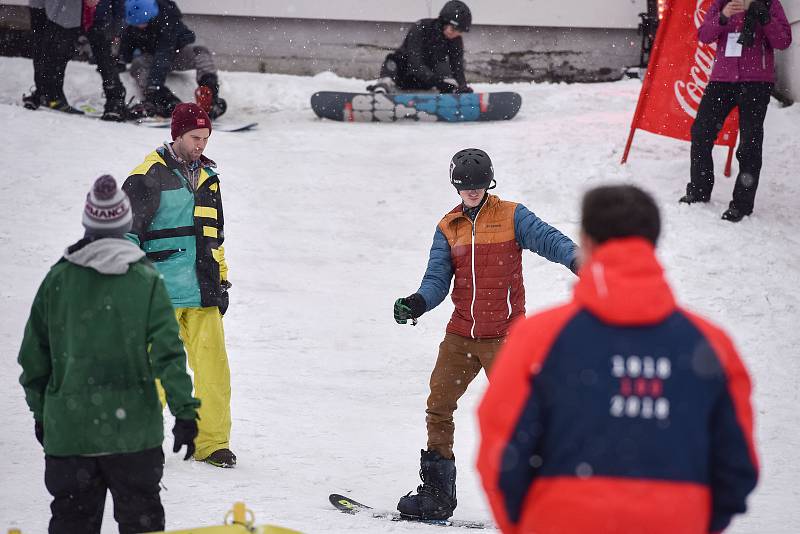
[{"x1": 622, "y1": 0, "x2": 738, "y2": 176}]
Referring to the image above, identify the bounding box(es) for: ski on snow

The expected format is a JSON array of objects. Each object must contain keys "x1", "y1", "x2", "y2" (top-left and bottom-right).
[{"x1": 329, "y1": 493, "x2": 491, "y2": 529}]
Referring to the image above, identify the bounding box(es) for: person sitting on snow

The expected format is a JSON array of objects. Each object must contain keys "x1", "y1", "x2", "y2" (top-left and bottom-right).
[
  {"x1": 121, "y1": 0, "x2": 227, "y2": 118},
  {"x1": 369, "y1": 0, "x2": 473, "y2": 94}
]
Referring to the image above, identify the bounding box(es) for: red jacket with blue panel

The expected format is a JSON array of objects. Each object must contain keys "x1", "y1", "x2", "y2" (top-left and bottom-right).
[
  {"x1": 417, "y1": 194, "x2": 577, "y2": 339},
  {"x1": 477, "y1": 238, "x2": 758, "y2": 534}
]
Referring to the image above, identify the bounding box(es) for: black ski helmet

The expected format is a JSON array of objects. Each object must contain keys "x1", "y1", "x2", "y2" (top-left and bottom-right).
[
  {"x1": 450, "y1": 148, "x2": 495, "y2": 191},
  {"x1": 439, "y1": 1, "x2": 472, "y2": 32}
]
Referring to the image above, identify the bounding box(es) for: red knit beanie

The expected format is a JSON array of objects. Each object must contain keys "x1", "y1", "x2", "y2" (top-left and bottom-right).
[{"x1": 171, "y1": 103, "x2": 212, "y2": 140}]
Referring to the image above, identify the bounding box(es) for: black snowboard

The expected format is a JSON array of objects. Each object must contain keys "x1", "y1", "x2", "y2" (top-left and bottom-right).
[{"x1": 329, "y1": 493, "x2": 491, "y2": 529}]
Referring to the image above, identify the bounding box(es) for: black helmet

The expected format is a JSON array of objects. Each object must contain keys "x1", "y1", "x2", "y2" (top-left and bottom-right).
[
  {"x1": 450, "y1": 148, "x2": 495, "y2": 190},
  {"x1": 439, "y1": 1, "x2": 472, "y2": 32}
]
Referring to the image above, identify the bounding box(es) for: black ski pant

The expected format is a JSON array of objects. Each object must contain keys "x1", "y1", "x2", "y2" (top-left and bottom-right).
[
  {"x1": 29, "y1": 8, "x2": 79, "y2": 101},
  {"x1": 380, "y1": 53, "x2": 454, "y2": 91},
  {"x1": 44, "y1": 447, "x2": 165, "y2": 534},
  {"x1": 85, "y1": 24, "x2": 125, "y2": 101},
  {"x1": 688, "y1": 81, "x2": 772, "y2": 214}
]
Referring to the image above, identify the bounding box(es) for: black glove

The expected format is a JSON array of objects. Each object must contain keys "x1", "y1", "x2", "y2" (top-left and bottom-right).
[
  {"x1": 435, "y1": 80, "x2": 458, "y2": 94},
  {"x1": 394, "y1": 293, "x2": 427, "y2": 324},
  {"x1": 456, "y1": 85, "x2": 474, "y2": 94},
  {"x1": 749, "y1": 0, "x2": 770, "y2": 25},
  {"x1": 35, "y1": 420, "x2": 44, "y2": 446},
  {"x1": 219, "y1": 280, "x2": 232, "y2": 316},
  {"x1": 172, "y1": 418, "x2": 198, "y2": 460}
]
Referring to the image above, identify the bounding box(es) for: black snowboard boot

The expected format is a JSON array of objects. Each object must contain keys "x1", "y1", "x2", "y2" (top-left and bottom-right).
[
  {"x1": 101, "y1": 84, "x2": 127, "y2": 122},
  {"x1": 198, "y1": 74, "x2": 227, "y2": 119},
  {"x1": 129, "y1": 85, "x2": 181, "y2": 119},
  {"x1": 22, "y1": 90, "x2": 43, "y2": 110},
  {"x1": 397, "y1": 450, "x2": 457, "y2": 520},
  {"x1": 24, "y1": 90, "x2": 83, "y2": 114}
]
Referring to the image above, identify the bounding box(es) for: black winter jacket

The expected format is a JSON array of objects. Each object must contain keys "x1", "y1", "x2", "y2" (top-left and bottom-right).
[
  {"x1": 393, "y1": 18, "x2": 466, "y2": 89},
  {"x1": 120, "y1": 0, "x2": 195, "y2": 88}
]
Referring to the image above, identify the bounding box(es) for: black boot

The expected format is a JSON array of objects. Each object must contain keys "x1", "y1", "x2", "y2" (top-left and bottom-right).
[
  {"x1": 679, "y1": 190, "x2": 710, "y2": 204},
  {"x1": 24, "y1": 90, "x2": 83, "y2": 114},
  {"x1": 198, "y1": 74, "x2": 227, "y2": 119},
  {"x1": 721, "y1": 206, "x2": 750, "y2": 222},
  {"x1": 397, "y1": 450, "x2": 457, "y2": 520},
  {"x1": 203, "y1": 448, "x2": 237, "y2": 468},
  {"x1": 101, "y1": 84, "x2": 127, "y2": 122},
  {"x1": 22, "y1": 90, "x2": 43, "y2": 110}
]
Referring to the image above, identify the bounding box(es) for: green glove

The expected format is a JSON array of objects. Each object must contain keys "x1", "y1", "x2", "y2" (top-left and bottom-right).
[
  {"x1": 394, "y1": 294, "x2": 427, "y2": 324},
  {"x1": 394, "y1": 298, "x2": 413, "y2": 324}
]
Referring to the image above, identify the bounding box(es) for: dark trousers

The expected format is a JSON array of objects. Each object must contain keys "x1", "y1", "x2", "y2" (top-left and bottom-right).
[
  {"x1": 44, "y1": 447, "x2": 165, "y2": 534},
  {"x1": 29, "y1": 8, "x2": 80, "y2": 101},
  {"x1": 380, "y1": 53, "x2": 453, "y2": 90},
  {"x1": 85, "y1": 24, "x2": 125, "y2": 100},
  {"x1": 688, "y1": 81, "x2": 772, "y2": 213}
]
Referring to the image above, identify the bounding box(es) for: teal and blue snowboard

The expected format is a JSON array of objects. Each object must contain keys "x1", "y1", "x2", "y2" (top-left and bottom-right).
[{"x1": 311, "y1": 91, "x2": 521, "y2": 122}]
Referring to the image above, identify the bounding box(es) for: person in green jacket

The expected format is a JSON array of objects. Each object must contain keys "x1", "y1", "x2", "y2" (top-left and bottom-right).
[{"x1": 18, "y1": 175, "x2": 200, "y2": 534}]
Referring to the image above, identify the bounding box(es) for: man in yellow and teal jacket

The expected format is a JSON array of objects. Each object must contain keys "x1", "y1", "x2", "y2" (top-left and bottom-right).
[
  {"x1": 123, "y1": 103, "x2": 236, "y2": 468},
  {"x1": 18, "y1": 175, "x2": 200, "y2": 533}
]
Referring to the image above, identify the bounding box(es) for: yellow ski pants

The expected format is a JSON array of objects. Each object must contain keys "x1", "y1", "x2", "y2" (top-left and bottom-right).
[{"x1": 165, "y1": 306, "x2": 232, "y2": 460}]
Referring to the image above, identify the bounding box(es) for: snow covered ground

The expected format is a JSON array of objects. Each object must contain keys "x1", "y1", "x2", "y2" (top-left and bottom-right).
[{"x1": 0, "y1": 55, "x2": 798, "y2": 533}]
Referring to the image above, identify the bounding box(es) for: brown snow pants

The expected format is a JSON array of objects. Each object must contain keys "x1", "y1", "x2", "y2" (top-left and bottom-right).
[{"x1": 426, "y1": 332, "x2": 505, "y2": 459}]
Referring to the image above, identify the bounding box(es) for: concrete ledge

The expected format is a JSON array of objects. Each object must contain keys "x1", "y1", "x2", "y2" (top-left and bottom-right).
[{"x1": 181, "y1": 15, "x2": 639, "y2": 83}]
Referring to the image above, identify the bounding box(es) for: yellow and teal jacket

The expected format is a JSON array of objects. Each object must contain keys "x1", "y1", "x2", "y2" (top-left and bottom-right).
[{"x1": 123, "y1": 145, "x2": 228, "y2": 308}]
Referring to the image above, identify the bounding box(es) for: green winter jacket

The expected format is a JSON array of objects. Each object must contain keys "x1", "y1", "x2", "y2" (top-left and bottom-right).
[{"x1": 18, "y1": 237, "x2": 200, "y2": 456}]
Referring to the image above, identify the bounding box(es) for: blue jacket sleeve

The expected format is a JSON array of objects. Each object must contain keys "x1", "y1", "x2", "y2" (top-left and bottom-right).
[
  {"x1": 514, "y1": 204, "x2": 577, "y2": 269},
  {"x1": 416, "y1": 227, "x2": 453, "y2": 312}
]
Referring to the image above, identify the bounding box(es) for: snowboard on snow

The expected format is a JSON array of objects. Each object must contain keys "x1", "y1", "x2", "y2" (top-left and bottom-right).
[
  {"x1": 311, "y1": 91, "x2": 521, "y2": 123},
  {"x1": 329, "y1": 493, "x2": 491, "y2": 529},
  {"x1": 74, "y1": 101, "x2": 258, "y2": 132}
]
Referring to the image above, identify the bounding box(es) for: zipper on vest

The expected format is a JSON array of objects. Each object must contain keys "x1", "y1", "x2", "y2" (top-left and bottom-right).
[{"x1": 469, "y1": 201, "x2": 486, "y2": 339}]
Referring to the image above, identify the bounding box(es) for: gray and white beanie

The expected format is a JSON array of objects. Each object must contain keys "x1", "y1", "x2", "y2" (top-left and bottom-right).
[{"x1": 82, "y1": 175, "x2": 133, "y2": 236}]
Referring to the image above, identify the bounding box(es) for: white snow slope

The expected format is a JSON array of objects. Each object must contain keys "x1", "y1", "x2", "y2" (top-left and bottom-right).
[{"x1": 0, "y1": 56, "x2": 798, "y2": 533}]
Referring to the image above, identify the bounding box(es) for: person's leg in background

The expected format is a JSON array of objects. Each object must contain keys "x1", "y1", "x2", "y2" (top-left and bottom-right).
[
  {"x1": 102, "y1": 447, "x2": 165, "y2": 534},
  {"x1": 683, "y1": 82, "x2": 738, "y2": 204},
  {"x1": 86, "y1": 23, "x2": 127, "y2": 121},
  {"x1": 725, "y1": 82, "x2": 773, "y2": 221},
  {"x1": 45, "y1": 455, "x2": 107, "y2": 534}
]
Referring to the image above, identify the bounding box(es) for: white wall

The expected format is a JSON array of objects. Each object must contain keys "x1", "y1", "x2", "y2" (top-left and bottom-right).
[
  {"x1": 0, "y1": 0, "x2": 646, "y2": 28},
  {"x1": 172, "y1": 0, "x2": 647, "y2": 29}
]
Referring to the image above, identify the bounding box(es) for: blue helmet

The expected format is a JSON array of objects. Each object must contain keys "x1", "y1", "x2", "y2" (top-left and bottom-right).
[{"x1": 126, "y1": 0, "x2": 159, "y2": 25}]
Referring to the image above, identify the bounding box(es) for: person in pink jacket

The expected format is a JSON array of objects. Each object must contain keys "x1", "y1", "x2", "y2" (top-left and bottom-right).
[{"x1": 680, "y1": 0, "x2": 792, "y2": 222}]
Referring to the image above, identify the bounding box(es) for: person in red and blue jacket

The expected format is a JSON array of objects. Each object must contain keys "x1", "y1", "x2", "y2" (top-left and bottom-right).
[
  {"x1": 680, "y1": 0, "x2": 791, "y2": 222},
  {"x1": 478, "y1": 185, "x2": 758, "y2": 534},
  {"x1": 393, "y1": 148, "x2": 578, "y2": 521}
]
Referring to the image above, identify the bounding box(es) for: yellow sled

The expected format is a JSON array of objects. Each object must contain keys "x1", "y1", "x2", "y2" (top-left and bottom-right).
[
  {"x1": 7, "y1": 502, "x2": 302, "y2": 534},
  {"x1": 144, "y1": 502, "x2": 302, "y2": 534}
]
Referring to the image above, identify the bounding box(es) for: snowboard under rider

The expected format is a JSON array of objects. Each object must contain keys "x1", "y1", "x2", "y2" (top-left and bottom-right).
[
  {"x1": 393, "y1": 148, "x2": 579, "y2": 520},
  {"x1": 369, "y1": 0, "x2": 474, "y2": 95}
]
